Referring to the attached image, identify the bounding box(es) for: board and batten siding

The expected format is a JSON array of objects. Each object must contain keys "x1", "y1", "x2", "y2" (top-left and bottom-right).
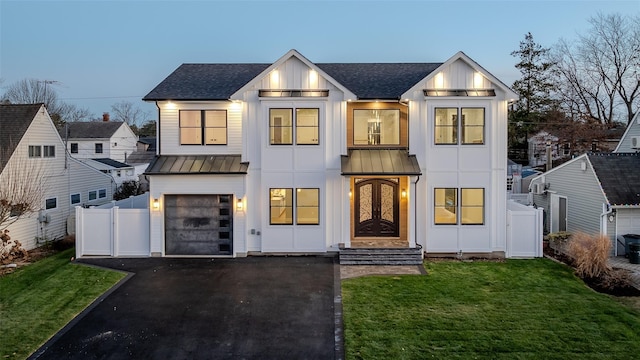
[
  {"x1": 158, "y1": 101, "x2": 243, "y2": 156},
  {"x1": 531, "y1": 156, "x2": 606, "y2": 235}
]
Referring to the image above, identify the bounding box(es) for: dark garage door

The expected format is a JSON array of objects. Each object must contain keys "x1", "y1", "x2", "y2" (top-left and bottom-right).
[{"x1": 165, "y1": 194, "x2": 233, "y2": 255}]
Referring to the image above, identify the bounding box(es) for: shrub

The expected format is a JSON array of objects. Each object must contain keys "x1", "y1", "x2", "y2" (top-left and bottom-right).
[{"x1": 566, "y1": 232, "x2": 611, "y2": 279}]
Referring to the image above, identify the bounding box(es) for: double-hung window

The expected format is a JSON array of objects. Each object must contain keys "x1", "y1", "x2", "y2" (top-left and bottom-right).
[
  {"x1": 269, "y1": 188, "x2": 320, "y2": 225},
  {"x1": 434, "y1": 188, "x2": 484, "y2": 225},
  {"x1": 269, "y1": 108, "x2": 319, "y2": 145},
  {"x1": 95, "y1": 143, "x2": 103, "y2": 154},
  {"x1": 43, "y1": 145, "x2": 55, "y2": 158},
  {"x1": 180, "y1": 110, "x2": 228, "y2": 145},
  {"x1": 435, "y1": 108, "x2": 485, "y2": 145},
  {"x1": 70, "y1": 143, "x2": 78, "y2": 153},
  {"x1": 28, "y1": 145, "x2": 41, "y2": 158}
]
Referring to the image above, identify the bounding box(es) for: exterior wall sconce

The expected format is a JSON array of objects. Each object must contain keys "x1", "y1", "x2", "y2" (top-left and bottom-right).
[
  {"x1": 152, "y1": 198, "x2": 160, "y2": 210},
  {"x1": 401, "y1": 189, "x2": 407, "y2": 198},
  {"x1": 349, "y1": 190, "x2": 352, "y2": 198},
  {"x1": 236, "y1": 198, "x2": 244, "y2": 212}
]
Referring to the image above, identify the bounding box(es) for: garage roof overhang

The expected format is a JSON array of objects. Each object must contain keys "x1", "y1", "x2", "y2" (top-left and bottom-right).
[
  {"x1": 145, "y1": 155, "x2": 249, "y2": 175},
  {"x1": 340, "y1": 149, "x2": 422, "y2": 176}
]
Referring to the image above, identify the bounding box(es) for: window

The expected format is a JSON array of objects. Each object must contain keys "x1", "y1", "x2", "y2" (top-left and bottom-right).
[
  {"x1": 296, "y1": 188, "x2": 319, "y2": 225},
  {"x1": 70, "y1": 143, "x2": 78, "y2": 153},
  {"x1": 70, "y1": 193, "x2": 81, "y2": 205},
  {"x1": 269, "y1": 109, "x2": 293, "y2": 145},
  {"x1": 269, "y1": 188, "x2": 320, "y2": 225},
  {"x1": 461, "y1": 108, "x2": 485, "y2": 144},
  {"x1": 269, "y1": 108, "x2": 320, "y2": 145},
  {"x1": 43, "y1": 145, "x2": 55, "y2": 158},
  {"x1": 88, "y1": 190, "x2": 97, "y2": 201},
  {"x1": 434, "y1": 188, "x2": 485, "y2": 225},
  {"x1": 353, "y1": 109, "x2": 400, "y2": 145},
  {"x1": 461, "y1": 188, "x2": 484, "y2": 225},
  {"x1": 180, "y1": 110, "x2": 228, "y2": 145},
  {"x1": 28, "y1": 145, "x2": 41, "y2": 158},
  {"x1": 95, "y1": 143, "x2": 103, "y2": 154},
  {"x1": 434, "y1": 188, "x2": 457, "y2": 224},
  {"x1": 435, "y1": 107, "x2": 485, "y2": 145},
  {"x1": 296, "y1": 109, "x2": 319, "y2": 145},
  {"x1": 98, "y1": 189, "x2": 107, "y2": 199},
  {"x1": 45, "y1": 197, "x2": 57, "y2": 210},
  {"x1": 270, "y1": 188, "x2": 293, "y2": 224}
]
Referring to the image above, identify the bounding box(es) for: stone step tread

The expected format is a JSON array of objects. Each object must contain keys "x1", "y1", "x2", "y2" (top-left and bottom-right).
[
  {"x1": 340, "y1": 249, "x2": 422, "y2": 255},
  {"x1": 340, "y1": 260, "x2": 424, "y2": 265},
  {"x1": 340, "y1": 255, "x2": 422, "y2": 260}
]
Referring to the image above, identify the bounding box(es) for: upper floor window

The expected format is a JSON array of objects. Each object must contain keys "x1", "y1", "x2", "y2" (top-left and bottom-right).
[
  {"x1": 28, "y1": 145, "x2": 41, "y2": 158},
  {"x1": 95, "y1": 143, "x2": 103, "y2": 154},
  {"x1": 434, "y1": 107, "x2": 485, "y2": 145},
  {"x1": 70, "y1": 143, "x2": 78, "y2": 153},
  {"x1": 43, "y1": 145, "x2": 55, "y2": 158},
  {"x1": 353, "y1": 109, "x2": 399, "y2": 146},
  {"x1": 269, "y1": 108, "x2": 319, "y2": 145},
  {"x1": 180, "y1": 110, "x2": 227, "y2": 145}
]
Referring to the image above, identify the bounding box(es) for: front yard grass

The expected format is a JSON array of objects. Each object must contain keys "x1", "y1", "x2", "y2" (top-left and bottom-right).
[
  {"x1": 342, "y1": 258, "x2": 640, "y2": 360},
  {"x1": 0, "y1": 248, "x2": 126, "y2": 359}
]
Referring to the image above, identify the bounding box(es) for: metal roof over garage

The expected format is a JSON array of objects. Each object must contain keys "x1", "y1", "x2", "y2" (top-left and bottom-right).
[
  {"x1": 145, "y1": 155, "x2": 249, "y2": 175},
  {"x1": 341, "y1": 149, "x2": 422, "y2": 176}
]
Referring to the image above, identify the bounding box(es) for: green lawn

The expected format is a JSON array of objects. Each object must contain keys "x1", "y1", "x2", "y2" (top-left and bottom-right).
[
  {"x1": 0, "y1": 248, "x2": 126, "y2": 359},
  {"x1": 342, "y1": 259, "x2": 640, "y2": 360}
]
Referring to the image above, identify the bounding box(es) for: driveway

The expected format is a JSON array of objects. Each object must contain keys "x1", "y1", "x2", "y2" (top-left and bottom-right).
[{"x1": 30, "y1": 256, "x2": 340, "y2": 360}]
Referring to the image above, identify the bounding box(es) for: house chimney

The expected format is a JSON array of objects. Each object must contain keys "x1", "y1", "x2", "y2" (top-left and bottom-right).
[{"x1": 103, "y1": 112, "x2": 110, "y2": 122}]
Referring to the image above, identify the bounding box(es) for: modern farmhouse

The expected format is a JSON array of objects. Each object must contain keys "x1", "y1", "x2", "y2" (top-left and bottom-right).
[{"x1": 142, "y1": 49, "x2": 517, "y2": 258}]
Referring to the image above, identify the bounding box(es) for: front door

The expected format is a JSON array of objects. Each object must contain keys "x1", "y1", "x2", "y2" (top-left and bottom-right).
[{"x1": 354, "y1": 178, "x2": 399, "y2": 237}]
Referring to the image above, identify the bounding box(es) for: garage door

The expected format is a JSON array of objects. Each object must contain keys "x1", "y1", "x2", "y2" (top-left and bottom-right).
[{"x1": 165, "y1": 195, "x2": 233, "y2": 255}]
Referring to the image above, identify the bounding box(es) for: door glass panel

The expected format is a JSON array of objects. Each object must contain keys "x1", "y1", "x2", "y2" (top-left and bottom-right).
[
  {"x1": 359, "y1": 184, "x2": 372, "y2": 222},
  {"x1": 380, "y1": 183, "x2": 394, "y2": 222}
]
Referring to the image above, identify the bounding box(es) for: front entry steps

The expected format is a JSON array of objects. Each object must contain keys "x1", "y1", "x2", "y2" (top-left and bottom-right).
[{"x1": 339, "y1": 245, "x2": 423, "y2": 265}]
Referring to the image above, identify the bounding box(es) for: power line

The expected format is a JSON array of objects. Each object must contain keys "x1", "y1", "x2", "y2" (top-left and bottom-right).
[{"x1": 58, "y1": 95, "x2": 144, "y2": 100}]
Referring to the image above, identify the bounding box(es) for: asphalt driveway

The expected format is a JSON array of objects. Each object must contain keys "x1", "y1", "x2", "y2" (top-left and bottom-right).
[{"x1": 30, "y1": 256, "x2": 340, "y2": 360}]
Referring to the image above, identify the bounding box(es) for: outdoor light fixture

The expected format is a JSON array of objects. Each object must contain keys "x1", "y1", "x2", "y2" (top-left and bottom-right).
[
  {"x1": 349, "y1": 190, "x2": 352, "y2": 198},
  {"x1": 236, "y1": 198, "x2": 244, "y2": 211},
  {"x1": 402, "y1": 189, "x2": 407, "y2": 198},
  {"x1": 152, "y1": 198, "x2": 159, "y2": 209}
]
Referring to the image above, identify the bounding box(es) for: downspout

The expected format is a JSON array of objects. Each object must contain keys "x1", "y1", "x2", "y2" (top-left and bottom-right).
[
  {"x1": 600, "y1": 202, "x2": 614, "y2": 255},
  {"x1": 413, "y1": 175, "x2": 421, "y2": 252},
  {"x1": 155, "y1": 102, "x2": 161, "y2": 156}
]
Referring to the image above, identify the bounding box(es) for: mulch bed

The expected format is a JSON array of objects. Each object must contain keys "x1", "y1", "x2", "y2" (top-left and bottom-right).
[{"x1": 543, "y1": 243, "x2": 640, "y2": 297}]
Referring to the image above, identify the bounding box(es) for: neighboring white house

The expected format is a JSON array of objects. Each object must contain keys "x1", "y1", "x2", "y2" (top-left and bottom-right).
[
  {"x1": 614, "y1": 113, "x2": 640, "y2": 153},
  {"x1": 141, "y1": 49, "x2": 517, "y2": 258},
  {"x1": 0, "y1": 104, "x2": 114, "y2": 250},
  {"x1": 78, "y1": 158, "x2": 138, "y2": 186},
  {"x1": 61, "y1": 114, "x2": 138, "y2": 163}
]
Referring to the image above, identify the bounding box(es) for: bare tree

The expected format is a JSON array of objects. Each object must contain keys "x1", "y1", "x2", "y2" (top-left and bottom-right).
[
  {"x1": 549, "y1": 13, "x2": 640, "y2": 125},
  {"x1": 1, "y1": 78, "x2": 93, "y2": 128},
  {"x1": 0, "y1": 146, "x2": 46, "y2": 231},
  {"x1": 110, "y1": 100, "x2": 149, "y2": 128}
]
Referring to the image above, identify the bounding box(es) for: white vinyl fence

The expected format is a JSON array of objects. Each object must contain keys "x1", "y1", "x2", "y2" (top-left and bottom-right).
[
  {"x1": 76, "y1": 193, "x2": 150, "y2": 258},
  {"x1": 506, "y1": 200, "x2": 544, "y2": 258}
]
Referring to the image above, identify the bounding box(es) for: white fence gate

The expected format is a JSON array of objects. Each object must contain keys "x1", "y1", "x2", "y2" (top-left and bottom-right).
[
  {"x1": 506, "y1": 200, "x2": 544, "y2": 258},
  {"x1": 76, "y1": 194, "x2": 150, "y2": 258}
]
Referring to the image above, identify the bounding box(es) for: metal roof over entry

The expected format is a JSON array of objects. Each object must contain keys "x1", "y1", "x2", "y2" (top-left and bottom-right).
[
  {"x1": 340, "y1": 149, "x2": 422, "y2": 176},
  {"x1": 145, "y1": 155, "x2": 249, "y2": 175}
]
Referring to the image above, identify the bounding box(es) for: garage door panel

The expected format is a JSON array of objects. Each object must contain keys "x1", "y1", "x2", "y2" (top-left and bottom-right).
[{"x1": 165, "y1": 194, "x2": 233, "y2": 255}]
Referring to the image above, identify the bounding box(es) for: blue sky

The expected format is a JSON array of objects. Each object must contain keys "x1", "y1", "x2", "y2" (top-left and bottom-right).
[{"x1": 1, "y1": 0, "x2": 638, "y2": 120}]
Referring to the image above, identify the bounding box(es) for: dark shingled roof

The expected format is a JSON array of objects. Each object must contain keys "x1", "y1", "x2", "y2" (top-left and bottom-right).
[
  {"x1": 145, "y1": 155, "x2": 249, "y2": 175},
  {"x1": 61, "y1": 121, "x2": 125, "y2": 139},
  {"x1": 91, "y1": 158, "x2": 131, "y2": 168},
  {"x1": 589, "y1": 153, "x2": 640, "y2": 206},
  {"x1": 143, "y1": 64, "x2": 271, "y2": 101},
  {"x1": 317, "y1": 63, "x2": 442, "y2": 99},
  {"x1": 0, "y1": 103, "x2": 43, "y2": 173},
  {"x1": 341, "y1": 149, "x2": 422, "y2": 175},
  {"x1": 143, "y1": 62, "x2": 443, "y2": 101}
]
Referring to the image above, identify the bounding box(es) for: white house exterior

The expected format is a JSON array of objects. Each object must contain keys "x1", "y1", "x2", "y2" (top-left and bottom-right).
[
  {"x1": 142, "y1": 50, "x2": 517, "y2": 258},
  {"x1": 1, "y1": 104, "x2": 114, "y2": 250},
  {"x1": 62, "y1": 117, "x2": 138, "y2": 163},
  {"x1": 614, "y1": 113, "x2": 640, "y2": 153}
]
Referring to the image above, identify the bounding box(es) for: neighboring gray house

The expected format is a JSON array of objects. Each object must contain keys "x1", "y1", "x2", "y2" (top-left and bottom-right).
[
  {"x1": 614, "y1": 112, "x2": 640, "y2": 153},
  {"x1": 530, "y1": 152, "x2": 640, "y2": 256}
]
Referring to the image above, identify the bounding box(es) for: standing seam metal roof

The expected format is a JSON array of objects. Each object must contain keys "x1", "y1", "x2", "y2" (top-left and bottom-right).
[{"x1": 145, "y1": 155, "x2": 249, "y2": 175}]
